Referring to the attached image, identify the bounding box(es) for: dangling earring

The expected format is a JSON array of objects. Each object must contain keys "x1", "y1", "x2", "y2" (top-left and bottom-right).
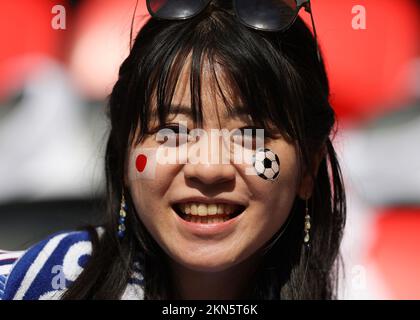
[
  {"x1": 303, "y1": 199, "x2": 311, "y2": 247},
  {"x1": 118, "y1": 194, "x2": 127, "y2": 238}
]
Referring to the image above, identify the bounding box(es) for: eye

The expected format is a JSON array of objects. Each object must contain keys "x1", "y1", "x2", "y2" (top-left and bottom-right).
[
  {"x1": 231, "y1": 126, "x2": 266, "y2": 150},
  {"x1": 155, "y1": 123, "x2": 190, "y2": 147}
]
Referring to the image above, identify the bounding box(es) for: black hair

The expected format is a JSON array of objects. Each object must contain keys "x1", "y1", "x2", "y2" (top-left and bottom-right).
[{"x1": 63, "y1": 0, "x2": 346, "y2": 299}]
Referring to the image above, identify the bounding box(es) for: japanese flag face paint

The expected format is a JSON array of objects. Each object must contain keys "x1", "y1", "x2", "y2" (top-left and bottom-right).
[
  {"x1": 252, "y1": 148, "x2": 280, "y2": 181},
  {"x1": 128, "y1": 147, "x2": 158, "y2": 180}
]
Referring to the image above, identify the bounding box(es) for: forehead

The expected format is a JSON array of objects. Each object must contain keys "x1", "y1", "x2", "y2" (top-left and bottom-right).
[{"x1": 152, "y1": 54, "x2": 252, "y2": 125}]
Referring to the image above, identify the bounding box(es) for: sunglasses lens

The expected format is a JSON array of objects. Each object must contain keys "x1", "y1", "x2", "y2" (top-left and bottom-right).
[
  {"x1": 236, "y1": 0, "x2": 298, "y2": 31},
  {"x1": 148, "y1": 0, "x2": 209, "y2": 20}
]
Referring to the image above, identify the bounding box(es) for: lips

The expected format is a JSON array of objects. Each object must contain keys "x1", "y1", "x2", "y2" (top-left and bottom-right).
[{"x1": 172, "y1": 201, "x2": 246, "y2": 224}]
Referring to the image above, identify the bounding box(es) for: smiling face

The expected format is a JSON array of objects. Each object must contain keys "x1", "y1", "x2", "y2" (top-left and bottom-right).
[{"x1": 126, "y1": 58, "x2": 306, "y2": 273}]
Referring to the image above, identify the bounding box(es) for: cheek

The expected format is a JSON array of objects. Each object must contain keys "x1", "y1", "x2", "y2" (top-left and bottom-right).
[
  {"x1": 128, "y1": 174, "x2": 173, "y2": 250},
  {"x1": 127, "y1": 142, "x2": 179, "y2": 202},
  {"x1": 128, "y1": 163, "x2": 175, "y2": 206},
  {"x1": 127, "y1": 153, "x2": 184, "y2": 233},
  {"x1": 241, "y1": 146, "x2": 300, "y2": 232},
  {"x1": 244, "y1": 143, "x2": 299, "y2": 196}
]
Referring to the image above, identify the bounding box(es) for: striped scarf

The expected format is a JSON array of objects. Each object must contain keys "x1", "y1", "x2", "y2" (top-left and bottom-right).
[{"x1": 0, "y1": 229, "x2": 144, "y2": 300}]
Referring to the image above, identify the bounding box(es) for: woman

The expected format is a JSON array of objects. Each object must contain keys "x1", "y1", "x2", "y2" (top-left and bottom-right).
[{"x1": 0, "y1": 0, "x2": 346, "y2": 300}]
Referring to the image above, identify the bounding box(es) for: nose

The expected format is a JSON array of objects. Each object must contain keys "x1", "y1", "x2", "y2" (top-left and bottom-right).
[
  {"x1": 183, "y1": 130, "x2": 236, "y2": 185},
  {"x1": 184, "y1": 162, "x2": 236, "y2": 185}
]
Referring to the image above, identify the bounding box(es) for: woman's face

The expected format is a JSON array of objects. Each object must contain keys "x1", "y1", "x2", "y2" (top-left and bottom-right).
[{"x1": 127, "y1": 61, "x2": 306, "y2": 273}]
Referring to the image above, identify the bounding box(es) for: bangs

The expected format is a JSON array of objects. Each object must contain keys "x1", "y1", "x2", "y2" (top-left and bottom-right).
[{"x1": 129, "y1": 8, "x2": 307, "y2": 147}]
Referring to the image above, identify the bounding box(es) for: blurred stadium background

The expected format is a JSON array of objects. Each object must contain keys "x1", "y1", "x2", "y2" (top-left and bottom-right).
[{"x1": 0, "y1": 0, "x2": 419, "y2": 299}]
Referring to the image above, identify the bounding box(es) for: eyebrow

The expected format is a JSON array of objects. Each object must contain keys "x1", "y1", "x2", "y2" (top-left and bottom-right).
[{"x1": 167, "y1": 104, "x2": 250, "y2": 119}]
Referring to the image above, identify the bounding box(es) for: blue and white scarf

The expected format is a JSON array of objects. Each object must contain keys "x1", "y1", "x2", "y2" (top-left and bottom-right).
[{"x1": 0, "y1": 229, "x2": 144, "y2": 300}]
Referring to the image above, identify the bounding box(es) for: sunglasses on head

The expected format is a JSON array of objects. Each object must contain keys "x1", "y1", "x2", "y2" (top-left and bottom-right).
[{"x1": 146, "y1": 0, "x2": 320, "y2": 60}]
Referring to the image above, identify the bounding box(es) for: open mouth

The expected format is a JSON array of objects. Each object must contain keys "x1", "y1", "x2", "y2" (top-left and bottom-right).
[{"x1": 172, "y1": 202, "x2": 246, "y2": 224}]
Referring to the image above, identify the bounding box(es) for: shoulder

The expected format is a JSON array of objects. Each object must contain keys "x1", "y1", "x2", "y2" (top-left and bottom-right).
[{"x1": 0, "y1": 229, "x2": 100, "y2": 300}]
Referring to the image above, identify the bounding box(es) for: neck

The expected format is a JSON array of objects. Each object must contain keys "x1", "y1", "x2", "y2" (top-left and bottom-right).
[{"x1": 169, "y1": 255, "x2": 261, "y2": 300}]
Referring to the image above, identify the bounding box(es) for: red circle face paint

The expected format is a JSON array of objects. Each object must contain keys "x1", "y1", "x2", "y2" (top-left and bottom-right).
[{"x1": 136, "y1": 154, "x2": 148, "y2": 173}]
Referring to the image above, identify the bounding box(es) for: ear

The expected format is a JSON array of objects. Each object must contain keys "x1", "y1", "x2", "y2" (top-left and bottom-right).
[{"x1": 297, "y1": 145, "x2": 327, "y2": 200}]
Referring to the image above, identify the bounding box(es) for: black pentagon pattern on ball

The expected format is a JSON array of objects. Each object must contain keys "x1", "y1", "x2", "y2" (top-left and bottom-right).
[
  {"x1": 263, "y1": 158, "x2": 272, "y2": 168},
  {"x1": 252, "y1": 148, "x2": 280, "y2": 181}
]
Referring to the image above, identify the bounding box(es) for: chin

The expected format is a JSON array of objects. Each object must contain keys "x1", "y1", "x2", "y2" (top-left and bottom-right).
[
  {"x1": 170, "y1": 246, "x2": 247, "y2": 273},
  {"x1": 178, "y1": 257, "x2": 239, "y2": 273}
]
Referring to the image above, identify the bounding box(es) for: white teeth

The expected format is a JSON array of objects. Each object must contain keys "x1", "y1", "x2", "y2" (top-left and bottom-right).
[
  {"x1": 197, "y1": 204, "x2": 207, "y2": 216},
  {"x1": 191, "y1": 204, "x2": 198, "y2": 215},
  {"x1": 179, "y1": 203, "x2": 239, "y2": 217},
  {"x1": 217, "y1": 204, "x2": 224, "y2": 214},
  {"x1": 208, "y1": 204, "x2": 218, "y2": 215}
]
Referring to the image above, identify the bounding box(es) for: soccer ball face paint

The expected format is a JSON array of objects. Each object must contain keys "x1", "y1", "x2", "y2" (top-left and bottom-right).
[{"x1": 252, "y1": 148, "x2": 280, "y2": 181}]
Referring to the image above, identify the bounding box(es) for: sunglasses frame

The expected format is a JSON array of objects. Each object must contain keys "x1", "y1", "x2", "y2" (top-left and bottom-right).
[
  {"x1": 233, "y1": 0, "x2": 310, "y2": 33},
  {"x1": 146, "y1": 0, "x2": 320, "y2": 60},
  {"x1": 146, "y1": 0, "x2": 211, "y2": 21}
]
